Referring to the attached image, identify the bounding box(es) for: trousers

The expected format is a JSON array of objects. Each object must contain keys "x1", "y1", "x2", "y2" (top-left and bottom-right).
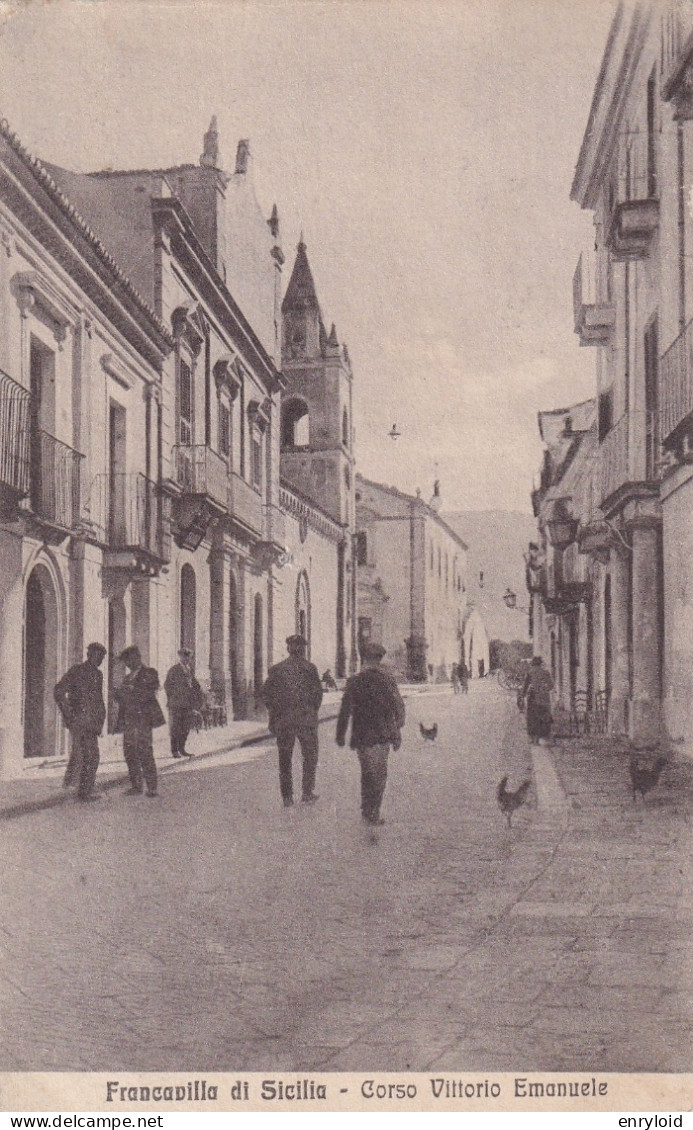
[
  {"x1": 123, "y1": 725, "x2": 158, "y2": 794},
  {"x1": 275, "y1": 723, "x2": 318, "y2": 800},
  {"x1": 357, "y1": 743, "x2": 390, "y2": 821},
  {"x1": 169, "y1": 709, "x2": 193, "y2": 755},
  {"x1": 64, "y1": 730, "x2": 100, "y2": 798}
]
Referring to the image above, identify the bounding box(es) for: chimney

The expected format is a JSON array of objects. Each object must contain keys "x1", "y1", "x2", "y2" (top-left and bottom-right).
[{"x1": 200, "y1": 116, "x2": 219, "y2": 168}]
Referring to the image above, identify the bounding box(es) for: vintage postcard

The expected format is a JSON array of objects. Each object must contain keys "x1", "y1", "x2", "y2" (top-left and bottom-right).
[{"x1": 0, "y1": 0, "x2": 691, "y2": 1116}]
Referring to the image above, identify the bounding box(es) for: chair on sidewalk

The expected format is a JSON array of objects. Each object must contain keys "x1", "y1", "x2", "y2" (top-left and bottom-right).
[
  {"x1": 569, "y1": 691, "x2": 590, "y2": 736},
  {"x1": 592, "y1": 689, "x2": 609, "y2": 735}
]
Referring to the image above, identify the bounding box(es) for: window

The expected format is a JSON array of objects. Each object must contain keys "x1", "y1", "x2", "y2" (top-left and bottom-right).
[
  {"x1": 342, "y1": 407, "x2": 349, "y2": 447},
  {"x1": 219, "y1": 402, "x2": 230, "y2": 459},
  {"x1": 356, "y1": 531, "x2": 368, "y2": 566},
  {"x1": 281, "y1": 399, "x2": 309, "y2": 448},
  {"x1": 598, "y1": 389, "x2": 613, "y2": 442},
  {"x1": 647, "y1": 70, "x2": 657, "y2": 199},
  {"x1": 178, "y1": 358, "x2": 193, "y2": 445},
  {"x1": 251, "y1": 435, "x2": 262, "y2": 489}
]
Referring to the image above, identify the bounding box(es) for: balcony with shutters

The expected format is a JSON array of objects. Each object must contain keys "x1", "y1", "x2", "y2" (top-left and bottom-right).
[
  {"x1": 606, "y1": 135, "x2": 659, "y2": 262},
  {"x1": 573, "y1": 250, "x2": 615, "y2": 347},
  {"x1": 228, "y1": 471, "x2": 264, "y2": 538},
  {"x1": 172, "y1": 444, "x2": 229, "y2": 550},
  {"x1": 90, "y1": 472, "x2": 171, "y2": 574}
]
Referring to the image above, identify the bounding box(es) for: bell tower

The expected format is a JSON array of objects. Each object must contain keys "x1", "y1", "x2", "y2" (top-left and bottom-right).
[{"x1": 280, "y1": 238, "x2": 354, "y2": 530}]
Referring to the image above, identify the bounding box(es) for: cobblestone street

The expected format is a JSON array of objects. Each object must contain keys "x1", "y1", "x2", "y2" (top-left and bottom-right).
[{"x1": 1, "y1": 680, "x2": 692, "y2": 1073}]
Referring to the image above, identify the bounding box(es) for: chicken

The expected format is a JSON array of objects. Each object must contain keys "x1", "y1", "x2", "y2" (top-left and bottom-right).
[
  {"x1": 420, "y1": 722, "x2": 438, "y2": 742},
  {"x1": 496, "y1": 776, "x2": 531, "y2": 827},
  {"x1": 629, "y1": 755, "x2": 667, "y2": 802}
]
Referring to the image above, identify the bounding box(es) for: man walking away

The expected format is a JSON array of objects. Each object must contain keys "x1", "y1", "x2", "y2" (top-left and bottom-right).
[
  {"x1": 459, "y1": 661, "x2": 469, "y2": 694},
  {"x1": 114, "y1": 645, "x2": 165, "y2": 797},
  {"x1": 54, "y1": 643, "x2": 107, "y2": 802},
  {"x1": 164, "y1": 648, "x2": 203, "y2": 758},
  {"x1": 262, "y1": 634, "x2": 323, "y2": 807},
  {"x1": 336, "y1": 642, "x2": 406, "y2": 826}
]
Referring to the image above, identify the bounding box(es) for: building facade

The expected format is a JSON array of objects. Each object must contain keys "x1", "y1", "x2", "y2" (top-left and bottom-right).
[
  {"x1": 355, "y1": 476, "x2": 488, "y2": 681},
  {"x1": 0, "y1": 120, "x2": 356, "y2": 778},
  {"x1": 533, "y1": 1, "x2": 693, "y2": 753}
]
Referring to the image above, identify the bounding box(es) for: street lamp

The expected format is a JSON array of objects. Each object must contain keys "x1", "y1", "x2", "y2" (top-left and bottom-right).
[
  {"x1": 545, "y1": 499, "x2": 578, "y2": 550},
  {"x1": 503, "y1": 587, "x2": 529, "y2": 614},
  {"x1": 388, "y1": 423, "x2": 401, "y2": 440}
]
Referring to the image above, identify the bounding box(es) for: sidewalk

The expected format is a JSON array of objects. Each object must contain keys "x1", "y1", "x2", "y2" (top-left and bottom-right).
[{"x1": 0, "y1": 681, "x2": 455, "y2": 819}]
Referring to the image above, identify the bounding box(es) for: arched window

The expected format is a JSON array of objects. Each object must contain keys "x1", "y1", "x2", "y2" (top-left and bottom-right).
[
  {"x1": 342, "y1": 407, "x2": 349, "y2": 447},
  {"x1": 180, "y1": 563, "x2": 197, "y2": 655},
  {"x1": 356, "y1": 531, "x2": 368, "y2": 566},
  {"x1": 24, "y1": 564, "x2": 60, "y2": 759},
  {"x1": 281, "y1": 398, "x2": 310, "y2": 448},
  {"x1": 295, "y1": 570, "x2": 311, "y2": 654}
]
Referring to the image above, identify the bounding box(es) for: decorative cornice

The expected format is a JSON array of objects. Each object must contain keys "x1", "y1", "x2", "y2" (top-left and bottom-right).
[{"x1": 279, "y1": 484, "x2": 343, "y2": 544}]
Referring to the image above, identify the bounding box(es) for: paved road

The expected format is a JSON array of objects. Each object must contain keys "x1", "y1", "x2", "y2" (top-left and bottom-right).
[{"x1": 1, "y1": 680, "x2": 691, "y2": 1072}]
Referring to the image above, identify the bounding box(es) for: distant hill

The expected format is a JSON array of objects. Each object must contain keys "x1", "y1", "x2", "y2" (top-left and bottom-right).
[{"x1": 443, "y1": 510, "x2": 538, "y2": 643}]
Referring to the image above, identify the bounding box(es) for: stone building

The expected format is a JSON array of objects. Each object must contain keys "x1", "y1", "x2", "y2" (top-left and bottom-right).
[
  {"x1": 355, "y1": 476, "x2": 488, "y2": 681},
  {"x1": 533, "y1": 1, "x2": 693, "y2": 751},
  {"x1": 0, "y1": 119, "x2": 356, "y2": 778}
]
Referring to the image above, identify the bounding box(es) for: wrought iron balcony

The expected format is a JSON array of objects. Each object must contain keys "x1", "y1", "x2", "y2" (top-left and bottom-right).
[
  {"x1": 173, "y1": 445, "x2": 229, "y2": 511},
  {"x1": 228, "y1": 471, "x2": 264, "y2": 537},
  {"x1": 91, "y1": 473, "x2": 170, "y2": 570},
  {"x1": 606, "y1": 135, "x2": 659, "y2": 261},
  {"x1": 0, "y1": 370, "x2": 31, "y2": 511},
  {"x1": 27, "y1": 429, "x2": 83, "y2": 534},
  {"x1": 599, "y1": 414, "x2": 630, "y2": 506},
  {"x1": 572, "y1": 251, "x2": 614, "y2": 347},
  {"x1": 660, "y1": 316, "x2": 693, "y2": 447}
]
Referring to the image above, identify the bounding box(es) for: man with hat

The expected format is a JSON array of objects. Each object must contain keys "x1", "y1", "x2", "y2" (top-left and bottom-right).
[
  {"x1": 54, "y1": 642, "x2": 108, "y2": 802},
  {"x1": 113, "y1": 645, "x2": 165, "y2": 797},
  {"x1": 261, "y1": 634, "x2": 323, "y2": 807},
  {"x1": 164, "y1": 648, "x2": 203, "y2": 759},
  {"x1": 336, "y1": 641, "x2": 406, "y2": 826}
]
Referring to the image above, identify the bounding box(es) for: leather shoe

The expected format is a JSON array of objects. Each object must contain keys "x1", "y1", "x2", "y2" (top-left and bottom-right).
[
  {"x1": 301, "y1": 793, "x2": 319, "y2": 804},
  {"x1": 171, "y1": 752, "x2": 182, "y2": 759},
  {"x1": 180, "y1": 750, "x2": 194, "y2": 758}
]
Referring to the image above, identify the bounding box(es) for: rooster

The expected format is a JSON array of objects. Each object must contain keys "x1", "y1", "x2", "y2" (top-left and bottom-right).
[
  {"x1": 496, "y1": 776, "x2": 531, "y2": 827},
  {"x1": 629, "y1": 755, "x2": 667, "y2": 802},
  {"x1": 420, "y1": 722, "x2": 438, "y2": 742}
]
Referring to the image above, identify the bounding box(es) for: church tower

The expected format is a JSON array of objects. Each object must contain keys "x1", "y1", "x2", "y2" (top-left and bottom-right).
[
  {"x1": 281, "y1": 239, "x2": 356, "y2": 675},
  {"x1": 280, "y1": 239, "x2": 354, "y2": 529}
]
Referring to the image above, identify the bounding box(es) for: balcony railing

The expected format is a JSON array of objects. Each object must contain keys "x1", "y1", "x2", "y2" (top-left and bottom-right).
[
  {"x1": 599, "y1": 414, "x2": 629, "y2": 505},
  {"x1": 173, "y1": 445, "x2": 229, "y2": 511},
  {"x1": 660, "y1": 316, "x2": 693, "y2": 444},
  {"x1": 228, "y1": 471, "x2": 264, "y2": 536},
  {"x1": 91, "y1": 473, "x2": 170, "y2": 562},
  {"x1": 572, "y1": 250, "x2": 614, "y2": 346},
  {"x1": 28, "y1": 430, "x2": 83, "y2": 530},
  {"x1": 0, "y1": 370, "x2": 31, "y2": 498}
]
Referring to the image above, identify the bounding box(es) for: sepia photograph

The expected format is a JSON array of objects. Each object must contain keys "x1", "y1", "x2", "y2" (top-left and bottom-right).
[{"x1": 0, "y1": 0, "x2": 691, "y2": 1112}]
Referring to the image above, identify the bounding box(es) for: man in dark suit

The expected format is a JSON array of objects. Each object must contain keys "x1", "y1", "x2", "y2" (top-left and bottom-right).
[
  {"x1": 164, "y1": 648, "x2": 203, "y2": 758},
  {"x1": 262, "y1": 634, "x2": 323, "y2": 807},
  {"x1": 54, "y1": 642, "x2": 107, "y2": 802},
  {"x1": 336, "y1": 641, "x2": 406, "y2": 826},
  {"x1": 114, "y1": 645, "x2": 165, "y2": 797}
]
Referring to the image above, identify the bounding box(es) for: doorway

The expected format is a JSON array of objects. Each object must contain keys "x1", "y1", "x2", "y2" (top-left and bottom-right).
[{"x1": 23, "y1": 564, "x2": 59, "y2": 759}]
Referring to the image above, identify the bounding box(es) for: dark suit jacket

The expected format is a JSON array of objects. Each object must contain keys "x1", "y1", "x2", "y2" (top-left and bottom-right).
[
  {"x1": 164, "y1": 663, "x2": 203, "y2": 712},
  {"x1": 261, "y1": 656, "x2": 323, "y2": 730},
  {"x1": 336, "y1": 667, "x2": 405, "y2": 750},
  {"x1": 114, "y1": 665, "x2": 165, "y2": 732},
  {"x1": 54, "y1": 662, "x2": 106, "y2": 735}
]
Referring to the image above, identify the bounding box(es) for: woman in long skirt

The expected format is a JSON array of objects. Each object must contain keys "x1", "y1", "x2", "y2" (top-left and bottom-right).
[{"x1": 521, "y1": 656, "x2": 554, "y2": 743}]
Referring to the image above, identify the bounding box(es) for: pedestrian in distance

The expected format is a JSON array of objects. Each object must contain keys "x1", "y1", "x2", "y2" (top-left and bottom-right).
[
  {"x1": 261, "y1": 634, "x2": 323, "y2": 807},
  {"x1": 336, "y1": 641, "x2": 406, "y2": 826},
  {"x1": 451, "y1": 663, "x2": 460, "y2": 694},
  {"x1": 321, "y1": 668, "x2": 338, "y2": 692},
  {"x1": 520, "y1": 655, "x2": 554, "y2": 745},
  {"x1": 54, "y1": 642, "x2": 107, "y2": 802},
  {"x1": 114, "y1": 645, "x2": 166, "y2": 797},
  {"x1": 164, "y1": 648, "x2": 203, "y2": 759},
  {"x1": 459, "y1": 661, "x2": 469, "y2": 694}
]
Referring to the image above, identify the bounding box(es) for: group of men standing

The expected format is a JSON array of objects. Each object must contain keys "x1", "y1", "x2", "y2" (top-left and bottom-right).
[
  {"x1": 53, "y1": 631, "x2": 407, "y2": 827},
  {"x1": 54, "y1": 644, "x2": 203, "y2": 802}
]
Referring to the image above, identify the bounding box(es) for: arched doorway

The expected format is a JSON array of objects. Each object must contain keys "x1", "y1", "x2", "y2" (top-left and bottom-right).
[
  {"x1": 295, "y1": 570, "x2": 311, "y2": 656},
  {"x1": 253, "y1": 593, "x2": 263, "y2": 707},
  {"x1": 180, "y1": 563, "x2": 197, "y2": 655},
  {"x1": 23, "y1": 564, "x2": 59, "y2": 759}
]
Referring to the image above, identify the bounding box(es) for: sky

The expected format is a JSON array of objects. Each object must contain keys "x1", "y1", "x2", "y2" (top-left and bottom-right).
[{"x1": 0, "y1": 0, "x2": 617, "y2": 512}]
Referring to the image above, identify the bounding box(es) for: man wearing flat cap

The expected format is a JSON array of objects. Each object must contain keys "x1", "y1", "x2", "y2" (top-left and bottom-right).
[
  {"x1": 113, "y1": 645, "x2": 165, "y2": 797},
  {"x1": 261, "y1": 634, "x2": 323, "y2": 807},
  {"x1": 336, "y1": 641, "x2": 406, "y2": 826},
  {"x1": 54, "y1": 642, "x2": 107, "y2": 802},
  {"x1": 164, "y1": 648, "x2": 203, "y2": 759}
]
